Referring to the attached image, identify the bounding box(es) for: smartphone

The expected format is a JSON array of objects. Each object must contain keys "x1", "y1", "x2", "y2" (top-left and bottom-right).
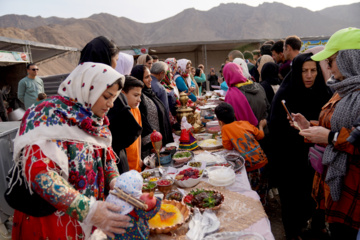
[{"x1": 281, "y1": 100, "x2": 294, "y2": 122}]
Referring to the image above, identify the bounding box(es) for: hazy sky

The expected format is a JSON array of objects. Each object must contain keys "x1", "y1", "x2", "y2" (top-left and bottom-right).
[{"x1": 1, "y1": 0, "x2": 358, "y2": 23}]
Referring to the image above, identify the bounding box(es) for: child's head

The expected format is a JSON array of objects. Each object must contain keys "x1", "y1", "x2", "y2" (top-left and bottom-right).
[
  {"x1": 215, "y1": 102, "x2": 235, "y2": 126},
  {"x1": 122, "y1": 76, "x2": 144, "y2": 109},
  {"x1": 37, "y1": 92, "x2": 47, "y2": 101}
]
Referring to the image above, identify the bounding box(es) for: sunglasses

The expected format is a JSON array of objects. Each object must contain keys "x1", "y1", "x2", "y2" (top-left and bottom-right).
[
  {"x1": 326, "y1": 54, "x2": 338, "y2": 68},
  {"x1": 30, "y1": 68, "x2": 39, "y2": 71}
]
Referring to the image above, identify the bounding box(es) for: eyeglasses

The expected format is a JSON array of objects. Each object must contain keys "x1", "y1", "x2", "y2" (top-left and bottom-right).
[
  {"x1": 30, "y1": 68, "x2": 39, "y2": 71},
  {"x1": 326, "y1": 54, "x2": 338, "y2": 68}
]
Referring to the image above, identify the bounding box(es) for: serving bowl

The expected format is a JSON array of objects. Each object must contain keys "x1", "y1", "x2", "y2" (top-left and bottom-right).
[
  {"x1": 149, "y1": 199, "x2": 191, "y2": 234},
  {"x1": 156, "y1": 178, "x2": 174, "y2": 198},
  {"x1": 172, "y1": 150, "x2": 194, "y2": 164},
  {"x1": 165, "y1": 190, "x2": 184, "y2": 202},
  {"x1": 174, "y1": 167, "x2": 203, "y2": 188}
]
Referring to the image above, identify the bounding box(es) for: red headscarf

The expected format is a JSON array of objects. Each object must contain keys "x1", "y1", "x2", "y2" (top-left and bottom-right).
[{"x1": 224, "y1": 62, "x2": 258, "y2": 126}]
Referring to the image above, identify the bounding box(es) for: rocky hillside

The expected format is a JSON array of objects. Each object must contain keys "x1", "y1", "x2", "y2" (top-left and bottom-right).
[{"x1": 0, "y1": 2, "x2": 359, "y2": 75}]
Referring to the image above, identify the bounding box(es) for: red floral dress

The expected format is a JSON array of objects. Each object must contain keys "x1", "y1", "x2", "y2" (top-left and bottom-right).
[{"x1": 12, "y1": 142, "x2": 119, "y2": 240}]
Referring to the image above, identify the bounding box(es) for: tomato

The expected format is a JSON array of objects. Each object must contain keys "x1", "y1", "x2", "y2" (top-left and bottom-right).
[{"x1": 184, "y1": 194, "x2": 193, "y2": 203}]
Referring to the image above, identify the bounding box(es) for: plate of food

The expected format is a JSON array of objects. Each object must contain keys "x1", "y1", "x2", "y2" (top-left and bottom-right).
[
  {"x1": 198, "y1": 139, "x2": 222, "y2": 150},
  {"x1": 172, "y1": 150, "x2": 194, "y2": 163},
  {"x1": 141, "y1": 168, "x2": 161, "y2": 180},
  {"x1": 174, "y1": 167, "x2": 203, "y2": 188},
  {"x1": 194, "y1": 152, "x2": 226, "y2": 166},
  {"x1": 182, "y1": 188, "x2": 224, "y2": 211},
  {"x1": 149, "y1": 199, "x2": 191, "y2": 234}
]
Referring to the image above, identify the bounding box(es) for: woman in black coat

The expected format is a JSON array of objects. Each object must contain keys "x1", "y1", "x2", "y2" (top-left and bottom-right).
[{"x1": 268, "y1": 53, "x2": 332, "y2": 240}]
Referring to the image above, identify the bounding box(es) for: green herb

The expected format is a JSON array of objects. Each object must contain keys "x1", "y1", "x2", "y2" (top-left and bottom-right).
[
  {"x1": 174, "y1": 151, "x2": 191, "y2": 158},
  {"x1": 142, "y1": 182, "x2": 156, "y2": 190}
]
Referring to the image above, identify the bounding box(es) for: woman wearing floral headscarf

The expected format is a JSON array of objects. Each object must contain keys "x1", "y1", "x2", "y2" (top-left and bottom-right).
[
  {"x1": 10, "y1": 63, "x2": 132, "y2": 240},
  {"x1": 163, "y1": 58, "x2": 180, "y2": 117},
  {"x1": 174, "y1": 59, "x2": 197, "y2": 103}
]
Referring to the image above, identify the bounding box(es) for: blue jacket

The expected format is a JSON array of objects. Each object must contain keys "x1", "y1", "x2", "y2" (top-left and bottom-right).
[{"x1": 174, "y1": 74, "x2": 197, "y2": 102}]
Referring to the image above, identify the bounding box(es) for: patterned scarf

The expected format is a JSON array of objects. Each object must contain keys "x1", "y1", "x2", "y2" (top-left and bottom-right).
[
  {"x1": 160, "y1": 69, "x2": 175, "y2": 93},
  {"x1": 323, "y1": 49, "x2": 360, "y2": 201},
  {"x1": 13, "y1": 62, "x2": 124, "y2": 181},
  {"x1": 165, "y1": 58, "x2": 177, "y2": 73}
]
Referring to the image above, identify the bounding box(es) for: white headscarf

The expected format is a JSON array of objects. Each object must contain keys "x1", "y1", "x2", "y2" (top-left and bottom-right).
[
  {"x1": 58, "y1": 62, "x2": 124, "y2": 109},
  {"x1": 13, "y1": 62, "x2": 124, "y2": 183},
  {"x1": 106, "y1": 170, "x2": 143, "y2": 215},
  {"x1": 115, "y1": 52, "x2": 134, "y2": 75},
  {"x1": 177, "y1": 59, "x2": 192, "y2": 87},
  {"x1": 233, "y1": 58, "x2": 251, "y2": 80}
]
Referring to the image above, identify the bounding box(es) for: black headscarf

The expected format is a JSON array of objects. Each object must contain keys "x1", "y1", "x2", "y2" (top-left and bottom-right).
[
  {"x1": 268, "y1": 52, "x2": 332, "y2": 182},
  {"x1": 79, "y1": 36, "x2": 114, "y2": 66},
  {"x1": 79, "y1": 36, "x2": 141, "y2": 174},
  {"x1": 260, "y1": 62, "x2": 281, "y2": 104},
  {"x1": 131, "y1": 65, "x2": 174, "y2": 147},
  {"x1": 286, "y1": 53, "x2": 332, "y2": 120}
]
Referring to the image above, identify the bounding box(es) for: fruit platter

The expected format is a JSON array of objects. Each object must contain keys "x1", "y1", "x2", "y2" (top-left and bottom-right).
[
  {"x1": 175, "y1": 167, "x2": 203, "y2": 188},
  {"x1": 182, "y1": 188, "x2": 224, "y2": 211}
]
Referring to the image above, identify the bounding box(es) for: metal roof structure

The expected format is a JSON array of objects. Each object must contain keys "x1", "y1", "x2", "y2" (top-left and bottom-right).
[
  {"x1": 118, "y1": 36, "x2": 330, "y2": 54},
  {"x1": 0, "y1": 36, "x2": 79, "y2": 66}
]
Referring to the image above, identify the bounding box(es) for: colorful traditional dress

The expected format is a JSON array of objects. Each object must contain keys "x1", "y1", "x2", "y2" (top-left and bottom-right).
[{"x1": 10, "y1": 62, "x2": 124, "y2": 240}]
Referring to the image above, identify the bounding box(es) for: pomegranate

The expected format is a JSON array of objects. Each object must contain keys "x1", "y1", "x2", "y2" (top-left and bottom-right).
[
  {"x1": 150, "y1": 130, "x2": 162, "y2": 142},
  {"x1": 140, "y1": 192, "x2": 157, "y2": 211}
]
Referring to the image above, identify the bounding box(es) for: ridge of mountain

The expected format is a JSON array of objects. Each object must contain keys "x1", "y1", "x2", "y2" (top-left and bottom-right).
[{"x1": 0, "y1": 2, "x2": 359, "y2": 75}]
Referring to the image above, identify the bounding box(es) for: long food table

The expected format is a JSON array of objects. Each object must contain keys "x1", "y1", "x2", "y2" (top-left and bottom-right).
[{"x1": 149, "y1": 149, "x2": 275, "y2": 240}]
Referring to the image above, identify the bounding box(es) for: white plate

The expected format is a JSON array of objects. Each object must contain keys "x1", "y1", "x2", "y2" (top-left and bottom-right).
[
  {"x1": 204, "y1": 231, "x2": 265, "y2": 240},
  {"x1": 198, "y1": 139, "x2": 223, "y2": 150},
  {"x1": 208, "y1": 176, "x2": 236, "y2": 187}
]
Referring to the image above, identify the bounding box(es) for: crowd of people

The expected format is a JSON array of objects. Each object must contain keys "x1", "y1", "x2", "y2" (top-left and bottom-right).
[{"x1": 6, "y1": 27, "x2": 360, "y2": 240}]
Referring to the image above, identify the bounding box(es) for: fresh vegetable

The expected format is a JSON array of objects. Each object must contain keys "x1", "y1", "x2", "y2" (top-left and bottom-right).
[
  {"x1": 173, "y1": 151, "x2": 191, "y2": 159},
  {"x1": 142, "y1": 182, "x2": 156, "y2": 190}
]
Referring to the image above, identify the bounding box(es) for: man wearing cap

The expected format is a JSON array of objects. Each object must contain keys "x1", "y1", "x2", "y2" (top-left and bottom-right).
[
  {"x1": 291, "y1": 27, "x2": 360, "y2": 240},
  {"x1": 17, "y1": 63, "x2": 45, "y2": 109}
]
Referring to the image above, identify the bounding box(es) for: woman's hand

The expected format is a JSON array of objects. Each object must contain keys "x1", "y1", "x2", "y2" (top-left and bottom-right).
[
  {"x1": 290, "y1": 113, "x2": 310, "y2": 130},
  {"x1": 86, "y1": 201, "x2": 132, "y2": 238},
  {"x1": 189, "y1": 87, "x2": 195, "y2": 92},
  {"x1": 299, "y1": 126, "x2": 331, "y2": 144},
  {"x1": 259, "y1": 119, "x2": 267, "y2": 129}
]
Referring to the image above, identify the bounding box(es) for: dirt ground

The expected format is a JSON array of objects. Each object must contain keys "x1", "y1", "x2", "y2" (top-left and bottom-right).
[
  {"x1": 264, "y1": 194, "x2": 287, "y2": 240},
  {"x1": 264, "y1": 193, "x2": 331, "y2": 240}
]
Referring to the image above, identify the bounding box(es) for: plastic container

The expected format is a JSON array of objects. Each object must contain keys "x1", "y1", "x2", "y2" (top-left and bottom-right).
[{"x1": 206, "y1": 121, "x2": 220, "y2": 134}]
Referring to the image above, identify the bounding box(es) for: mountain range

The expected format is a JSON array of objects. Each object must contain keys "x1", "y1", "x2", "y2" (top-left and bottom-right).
[{"x1": 0, "y1": 2, "x2": 359, "y2": 75}]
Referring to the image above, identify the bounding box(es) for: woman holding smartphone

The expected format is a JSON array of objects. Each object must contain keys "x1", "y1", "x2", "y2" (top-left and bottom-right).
[{"x1": 268, "y1": 52, "x2": 332, "y2": 240}]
